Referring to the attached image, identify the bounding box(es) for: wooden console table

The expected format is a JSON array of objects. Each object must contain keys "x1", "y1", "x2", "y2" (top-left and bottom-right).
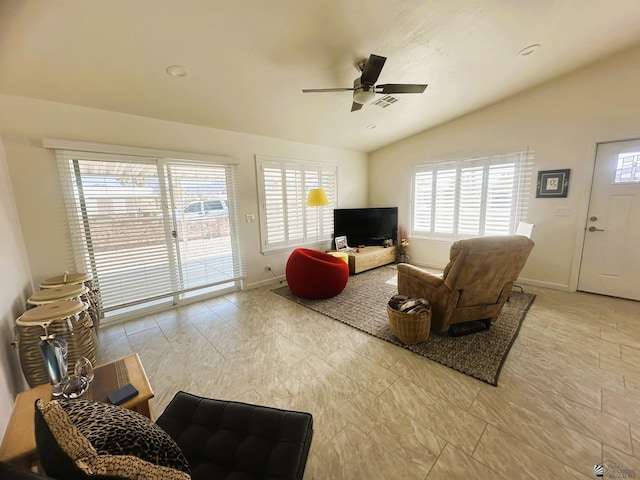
[
  {"x1": 347, "y1": 246, "x2": 396, "y2": 274},
  {"x1": 0, "y1": 353, "x2": 153, "y2": 469}
]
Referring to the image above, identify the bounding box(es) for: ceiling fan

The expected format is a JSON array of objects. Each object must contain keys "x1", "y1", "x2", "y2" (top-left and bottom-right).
[{"x1": 302, "y1": 54, "x2": 428, "y2": 112}]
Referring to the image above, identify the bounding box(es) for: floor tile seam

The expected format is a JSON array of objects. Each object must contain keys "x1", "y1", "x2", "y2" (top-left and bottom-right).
[
  {"x1": 472, "y1": 422, "x2": 598, "y2": 478},
  {"x1": 385, "y1": 397, "x2": 486, "y2": 456},
  {"x1": 467, "y1": 398, "x2": 607, "y2": 470},
  {"x1": 514, "y1": 343, "x2": 604, "y2": 367},
  {"x1": 463, "y1": 386, "x2": 483, "y2": 414},
  {"x1": 510, "y1": 361, "x2": 608, "y2": 388},
  {"x1": 480, "y1": 385, "x2": 633, "y2": 453},
  {"x1": 469, "y1": 421, "x2": 489, "y2": 458},
  {"x1": 469, "y1": 442, "x2": 516, "y2": 480},
  {"x1": 499, "y1": 362, "x2": 604, "y2": 407},
  {"x1": 276, "y1": 330, "x2": 345, "y2": 360},
  {"x1": 123, "y1": 319, "x2": 161, "y2": 337},
  {"x1": 421, "y1": 442, "x2": 449, "y2": 480},
  {"x1": 500, "y1": 375, "x2": 619, "y2": 417},
  {"x1": 398, "y1": 369, "x2": 481, "y2": 414},
  {"x1": 620, "y1": 345, "x2": 640, "y2": 360},
  {"x1": 359, "y1": 381, "x2": 443, "y2": 439},
  {"x1": 186, "y1": 308, "x2": 226, "y2": 330},
  {"x1": 330, "y1": 369, "x2": 399, "y2": 399},
  {"x1": 185, "y1": 310, "x2": 272, "y2": 358},
  {"x1": 324, "y1": 347, "x2": 401, "y2": 393},
  {"x1": 562, "y1": 421, "x2": 634, "y2": 458},
  {"x1": 371, "y1": 376, "x2": 447, "y2": 435},
  {"x1": 273, "y1": 345, "x2": 313, "y2": 372},
  {"x1": 382, "y1": 365, "x2": 455, "y2": 406},
  {"x1": 598, "y1": 361, "x2": 640, "y2": 378},
  {"x1": 155, "y1": 318, "x2": 213, "y2": 343},
  {"x1": 600, "y1": 345, "x2": 626, "y2": 365},
  {"x1": 189, "y1": 321, "x2": 226, "y2": 359},
  {"x1": 524, "y1": 324, "x2": 611, "y2": 344},
  {"x1": 285, "y1": 357, "x2": 366, "y2": 405},
  {"x1": 500, "y1": 374, "x2": 605, "y2": 411},
  {"x1": 599, "y1": 389, "x2": 640, "y2": 426}
]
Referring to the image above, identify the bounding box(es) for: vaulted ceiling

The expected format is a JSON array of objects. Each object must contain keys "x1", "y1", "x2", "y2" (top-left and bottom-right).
[{"x1": 2, "y1": 0, "x2": 640, "y2": 152}]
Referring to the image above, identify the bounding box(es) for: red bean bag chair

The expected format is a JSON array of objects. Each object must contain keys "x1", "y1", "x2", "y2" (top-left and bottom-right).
[{"x1": 285, "y1": 248, "x2": 349, "y2": 299}]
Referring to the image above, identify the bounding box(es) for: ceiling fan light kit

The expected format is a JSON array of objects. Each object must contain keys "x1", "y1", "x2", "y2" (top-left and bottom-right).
[
  {"x1": 303, "y1": 53, "x2": 428, "y2": 112},
  {"x1": 353, "y1": 84, "x2": 376, "y2": 104}
]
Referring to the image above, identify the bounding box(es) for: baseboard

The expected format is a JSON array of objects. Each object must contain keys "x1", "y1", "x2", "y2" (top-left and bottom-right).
[
  {"x1": 515, "y1": 277, "x2": 571, "y2": 291},
  {"x1": 243, "y1": 276, "x2": 286, "y2": 290}
]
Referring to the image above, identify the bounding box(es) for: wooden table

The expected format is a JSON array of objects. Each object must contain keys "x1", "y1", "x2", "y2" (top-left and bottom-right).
[{"x1": 0, "y1": 353, "x2": 153, "y2": 469}]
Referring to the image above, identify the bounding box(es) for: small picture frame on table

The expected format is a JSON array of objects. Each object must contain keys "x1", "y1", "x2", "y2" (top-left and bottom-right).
[
  {"x1": 335, "y1": 236, "x2": 348, "y2": 251},
  {"x1": 536, "y1": 169, "x2": 570, "y2": 198}
]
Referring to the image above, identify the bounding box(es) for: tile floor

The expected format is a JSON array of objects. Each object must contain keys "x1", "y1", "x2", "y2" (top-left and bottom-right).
[{"x1": 97, "y1": 275, "x2": 640, "y2": 479}]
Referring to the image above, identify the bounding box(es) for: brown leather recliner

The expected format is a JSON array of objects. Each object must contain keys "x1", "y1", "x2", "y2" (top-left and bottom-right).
[{"x1": 397, "y1": 235, "x2": 534, "y2": 334}]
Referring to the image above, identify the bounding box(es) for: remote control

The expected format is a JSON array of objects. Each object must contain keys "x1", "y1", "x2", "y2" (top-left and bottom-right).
[{"x1": 106, "y1": 383, "x2": 139, "y2": 405}]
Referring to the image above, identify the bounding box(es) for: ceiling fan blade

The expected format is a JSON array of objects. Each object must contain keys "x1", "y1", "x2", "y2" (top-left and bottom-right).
[
  {"x1": 302, "y1": 87, "x2": 355, "y2": 93},
  {"x1": 351, "y1": 102, "x2": 363, "y2": 112},
  {"x1": 360, "y1": 54, "x2": 386, "y2": 85},
  {"x1": 376, "y1": 84, "x2": 428, "y2": 94}
]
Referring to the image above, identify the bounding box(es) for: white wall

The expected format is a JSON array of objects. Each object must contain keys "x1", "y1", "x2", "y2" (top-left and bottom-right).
[
  {"x1": 370, "y1": 43, "x2": 640, "y2": 291},
  {"x1": 0, "y1": 94, "x2": 368, "y2": 292},
  {"x1": 0, "y1": 134, "x2": 32, "y2": 438}
]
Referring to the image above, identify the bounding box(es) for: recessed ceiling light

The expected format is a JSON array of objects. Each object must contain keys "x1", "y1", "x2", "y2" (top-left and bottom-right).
[
  {"x1": 366, "y1": 124, "x2": 377, "y2": 129},
  {"x1": 518, "y1": 44, "x2": 541, "y2": 56},
  {"x1": 166, "y1": 65, "x2": 190, "y2": 78}
]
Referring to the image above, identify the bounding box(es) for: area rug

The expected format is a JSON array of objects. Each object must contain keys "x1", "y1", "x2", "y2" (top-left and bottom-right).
[{"x1": 272, "y1": 266, "x2": 536, "y2": 386}]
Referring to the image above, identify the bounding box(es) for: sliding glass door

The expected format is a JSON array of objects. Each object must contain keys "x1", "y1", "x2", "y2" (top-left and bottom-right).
[
  {"x1": 56, "y1": 150, "x2": 244, "y2": 320},
  {"x1": 165, "y1": 162, "x2": 243, "y2": 299}
]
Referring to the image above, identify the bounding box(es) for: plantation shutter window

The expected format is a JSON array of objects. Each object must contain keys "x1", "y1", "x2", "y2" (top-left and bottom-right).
[
  {"x1": 48, "y1": 140, "x2": 245, "y2": 320},
  {"x1": 257, "y1": 156, "x2": 337, "y2": 252},
  {"x1": 412, "y1": 151, "x2": 533, "y2": 240}
]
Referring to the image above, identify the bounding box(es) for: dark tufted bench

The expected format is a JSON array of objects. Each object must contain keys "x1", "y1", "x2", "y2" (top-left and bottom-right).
[{"x1": 155, "y1": 391, "x2": 314, "y2": 480}]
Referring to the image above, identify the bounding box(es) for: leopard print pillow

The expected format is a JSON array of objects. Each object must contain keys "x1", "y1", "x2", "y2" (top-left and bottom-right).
[{"x1": 36, "y1": 399, "x2": 190, "y2": 480}]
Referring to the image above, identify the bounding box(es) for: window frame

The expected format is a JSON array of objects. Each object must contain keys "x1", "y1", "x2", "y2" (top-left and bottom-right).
[
  {"x1": 256, "y1": 155, "x2": 337, "y2": 253},
  {"x1": 411, "y1": 150, "x2": 533, "y2": 241}
]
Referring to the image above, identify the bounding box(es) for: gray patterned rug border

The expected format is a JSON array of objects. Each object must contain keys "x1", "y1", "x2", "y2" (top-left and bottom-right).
[{"x1": 272, "y1": 266, "x2": 536, "y2": 386}]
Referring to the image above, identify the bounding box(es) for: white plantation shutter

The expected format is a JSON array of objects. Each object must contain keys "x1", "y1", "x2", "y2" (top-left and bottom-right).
[
  {"x1": 318, "y1": 166, "x2": 336, "y2": 239},
  {"x1": 257, "y1": 156, "x2": 337, "y2": 252},
  {"x1": 287, "y1": 168, "x2": 305, "y2": 243},
  {"x1": 262, "y1": 165, "x2": 286, "y2": 245},
  {"x1": 458, "y1": 165, "x2": 484, "y2": 235},
  {"x1": 412, "y1": 150, "x2": 533, "y2": 240},
  {"x1": 485, "y1": 162, "x2": 516, "y2": 235},
  {"x1": 413, "y1": 171, "x2": 433, "y2": 232},
  {"x1": 434, "y1": 169, "x2": 456, "y2": 236},
  {"x1": 50, "y1": 141, "x2": 245, "y2": 319}
]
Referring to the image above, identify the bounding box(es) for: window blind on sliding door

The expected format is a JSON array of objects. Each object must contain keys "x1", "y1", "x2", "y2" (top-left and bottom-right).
[
  {"x1": 163, "y1": 161, "x2": 245, "y2": 293},
  {"x1": 55, "y1": 148, "x2": 245, "y2": 317},
  {"x1": 56, "y1": 151, "x2": 178, "y2": 310}
]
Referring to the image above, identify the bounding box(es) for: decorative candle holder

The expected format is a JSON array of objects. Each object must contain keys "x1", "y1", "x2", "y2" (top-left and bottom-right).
[{"x1": 39, "y1": 336, "x2": 69, "y2": 397}]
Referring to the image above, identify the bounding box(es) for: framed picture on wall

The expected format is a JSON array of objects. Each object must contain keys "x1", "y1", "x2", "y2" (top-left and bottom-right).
[{"x1": 536, "y1": 169, "x2": 570, "y2": 198}]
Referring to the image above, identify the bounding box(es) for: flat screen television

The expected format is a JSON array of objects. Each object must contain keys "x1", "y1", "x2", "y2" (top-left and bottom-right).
[{"x1": 333, "y1": 207, "x2": 398, "y2": 248}]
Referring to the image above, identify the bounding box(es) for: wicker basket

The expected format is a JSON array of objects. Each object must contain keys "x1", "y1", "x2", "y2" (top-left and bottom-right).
[{"x1": 387, "y1": 304, "x2": 431, "y2": 345}]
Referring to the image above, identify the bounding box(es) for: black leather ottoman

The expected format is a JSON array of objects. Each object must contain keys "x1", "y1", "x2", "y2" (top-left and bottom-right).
[{"x1": 155, "y1": 391, "x2": 314, "y2": 480}]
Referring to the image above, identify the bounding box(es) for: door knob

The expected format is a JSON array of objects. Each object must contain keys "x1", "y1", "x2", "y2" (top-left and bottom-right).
[{"x1": 588, "y1": 226, "x2": 604, "y2": 232}]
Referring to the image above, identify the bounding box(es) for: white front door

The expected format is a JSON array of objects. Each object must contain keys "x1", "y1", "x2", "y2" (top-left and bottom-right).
[{"x1": 578, "y1": 139, "x2": 640, "y2": 300}]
